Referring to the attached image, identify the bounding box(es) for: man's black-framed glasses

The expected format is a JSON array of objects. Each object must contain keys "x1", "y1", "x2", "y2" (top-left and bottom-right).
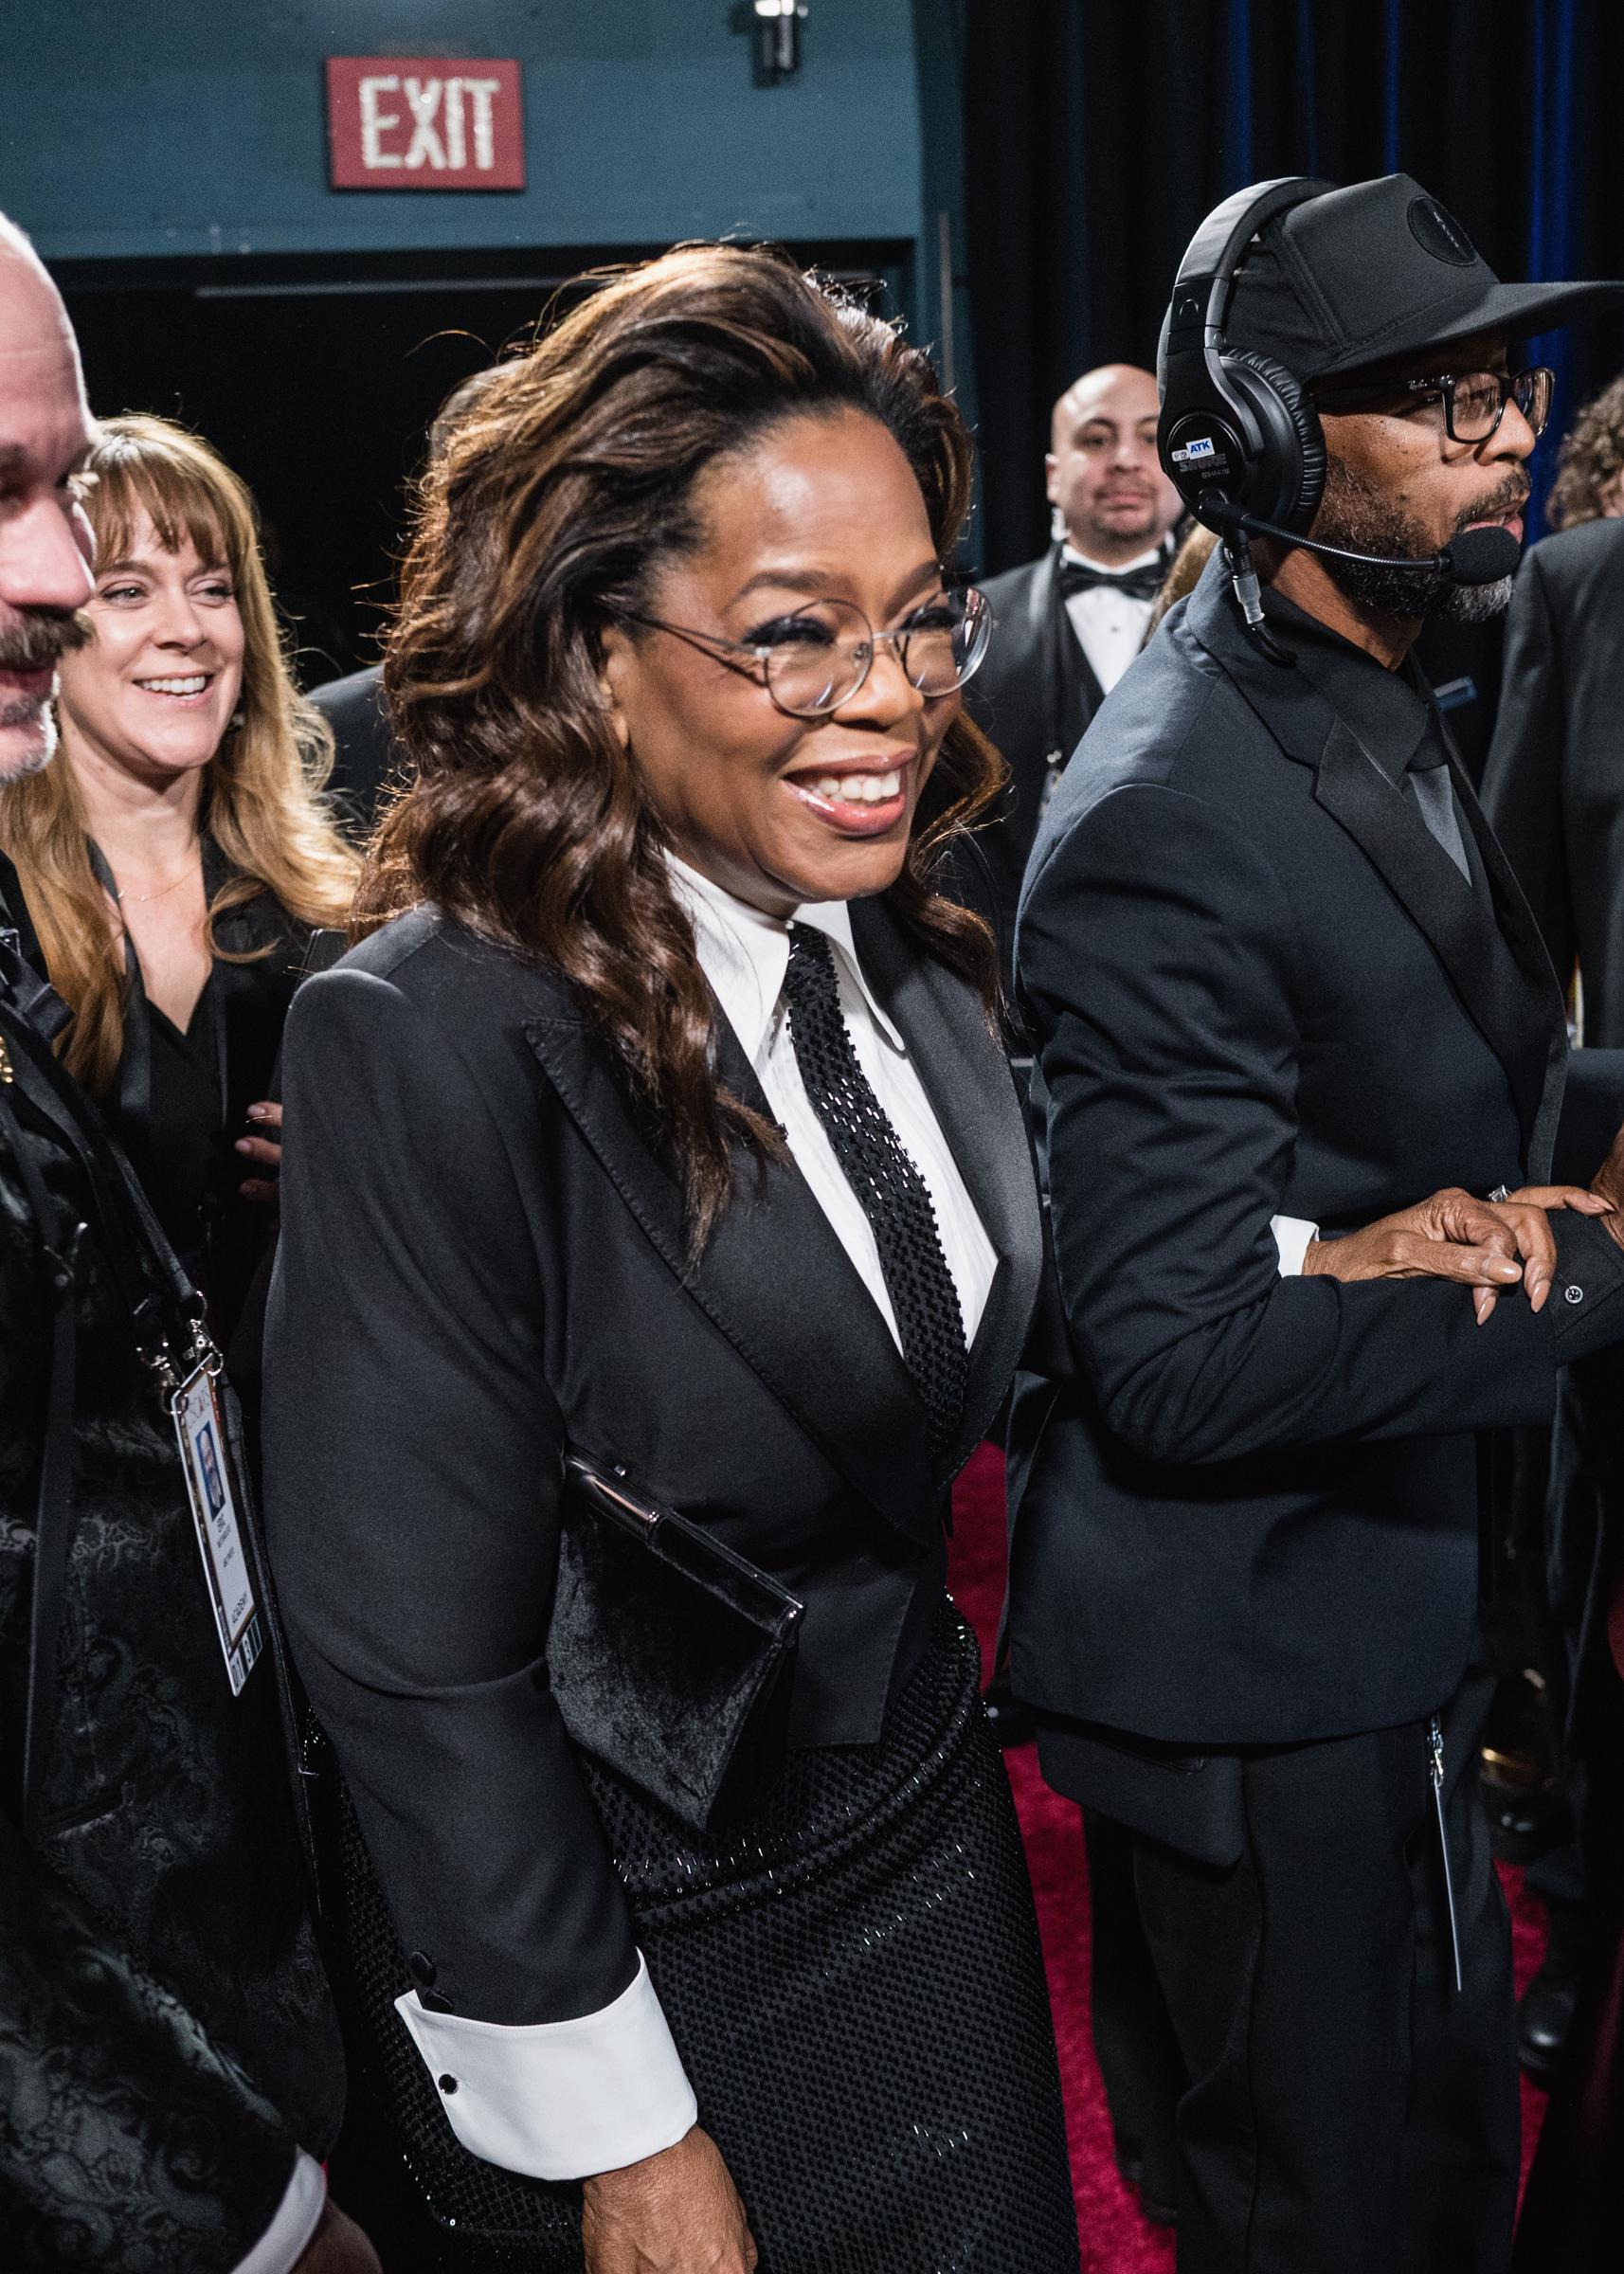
[
  {"x1": 608, "y1": 585, "x2": 994, "y2": 718},
  {"x1": 1313, "y1": 365, "x2": 1554, "y2": 444}
]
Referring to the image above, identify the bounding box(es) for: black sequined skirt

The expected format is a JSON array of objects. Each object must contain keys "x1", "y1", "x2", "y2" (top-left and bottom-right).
[{"x1": 324, "y1": 1601, "x2": 1079, "y2": 2272}]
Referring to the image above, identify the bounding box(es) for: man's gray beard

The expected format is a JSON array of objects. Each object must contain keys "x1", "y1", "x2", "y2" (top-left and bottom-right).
[
  {"x1": 0, "y1": 697, "x2": 58, "y2": 781},
  {"x1": 1435, "y1": 573, "x2": 1516, "y2": 623},
  {"x1": 1319, "y1": 548, "x2": 1515, "y2": 624},
  {"x1": 1312, "y1": 462, "x2": 1518, "y2": 625}
]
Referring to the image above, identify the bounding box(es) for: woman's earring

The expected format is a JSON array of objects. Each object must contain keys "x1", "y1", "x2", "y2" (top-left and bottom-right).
[{"x1": 229, "y1": 708, "x2": 246, "y2": 731}]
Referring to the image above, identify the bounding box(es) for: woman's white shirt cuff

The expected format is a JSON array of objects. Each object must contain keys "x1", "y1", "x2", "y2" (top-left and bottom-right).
[
  {"x1": 230, "y1": 2150, "x2": 326, "y2": 2274},
  {"x1": 1271, "y1": 1215, "x2": 1320, "y2": 1276},
  {"x1": 394, "y1": 1952, "x2": 698, "y2": 2180}
]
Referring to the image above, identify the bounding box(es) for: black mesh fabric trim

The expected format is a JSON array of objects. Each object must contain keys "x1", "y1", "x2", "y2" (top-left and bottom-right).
[{"x1": 321, "y1": 1602, "x2": 1079, "y2": 2271}]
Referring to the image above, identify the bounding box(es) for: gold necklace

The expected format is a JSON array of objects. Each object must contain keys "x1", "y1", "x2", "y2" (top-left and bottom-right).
[{"x1": 114, "y1": 865, "x2": 197, "y2": 907}]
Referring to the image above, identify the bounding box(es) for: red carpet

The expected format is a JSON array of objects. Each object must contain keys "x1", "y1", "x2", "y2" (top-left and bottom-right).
[{"x1": 947, "y1": 1443, "x2": 1550, "y2": 2271}]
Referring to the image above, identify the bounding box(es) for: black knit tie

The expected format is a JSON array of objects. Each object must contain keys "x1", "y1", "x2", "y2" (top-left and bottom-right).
[{"x1": 781, "y1": 925, "x2": 968, "y2": 1460}]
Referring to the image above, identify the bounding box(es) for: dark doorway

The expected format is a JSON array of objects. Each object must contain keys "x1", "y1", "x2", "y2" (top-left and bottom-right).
[{"x1": 59, "y1": 241, "x2": 911, "y2": 687}]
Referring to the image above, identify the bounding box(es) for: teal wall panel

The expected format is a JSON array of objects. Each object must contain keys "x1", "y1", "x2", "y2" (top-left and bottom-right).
[{"x1": 0, "y1": 1, "x2": 924, "y2": 262}]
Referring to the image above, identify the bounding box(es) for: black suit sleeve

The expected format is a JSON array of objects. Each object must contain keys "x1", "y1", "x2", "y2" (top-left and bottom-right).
[
  {"x1": 308, "y1": 673, "x2": 398, "y2": 839},
  {"x1": 1481, "y1": 550, "x2": 1576, "y2": 987},
  {"x1": 1547, "y1": 1210, "x2": 1624, "y2": 1357},
  {"x1": 262, "y1": 966, "x2": 641, "y2": 2027},
  {"x1": 1551, "y1": 1043, "x2": 1624, "y2": 1186},
  {"x1": 1020, "y1": 783, "x2": 1574, "y2": 1466}
]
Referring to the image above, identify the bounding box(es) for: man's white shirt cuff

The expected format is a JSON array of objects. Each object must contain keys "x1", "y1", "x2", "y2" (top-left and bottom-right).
[
  {"x1": 394, "y1": 1951, "x2": 698, "y2": 2180},
  {"x1": 1271, "y1": 1215, "x2": 1319, "y2": 1276},
  {"x1": 231, "y1": 2150, "x2": 326, "y2": 2274}
]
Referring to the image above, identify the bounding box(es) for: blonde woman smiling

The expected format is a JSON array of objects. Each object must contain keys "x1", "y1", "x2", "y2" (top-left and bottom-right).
[{"x1": 0, "y1": 413, "x2": 358, "y2": 1336}]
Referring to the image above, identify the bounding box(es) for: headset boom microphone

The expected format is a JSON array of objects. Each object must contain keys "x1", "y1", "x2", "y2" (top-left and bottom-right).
[{"x1": 1206, "y1": 506, "x2": 1523, "y2": 587}]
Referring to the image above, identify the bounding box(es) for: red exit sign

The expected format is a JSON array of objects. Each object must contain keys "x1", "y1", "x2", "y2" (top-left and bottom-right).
[{"x1": 325, "y1": 58, "x2": 525, "y2": 190}]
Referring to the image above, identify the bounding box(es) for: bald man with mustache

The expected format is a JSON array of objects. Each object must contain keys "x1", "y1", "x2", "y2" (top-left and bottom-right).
[{"x1": 961, "y1": 363, "x2": 1183, "y2": 983}]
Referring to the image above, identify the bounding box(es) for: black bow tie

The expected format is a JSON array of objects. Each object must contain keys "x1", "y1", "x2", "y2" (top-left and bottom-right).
[{"x1": 1058, "y1": 556, "x2": 1166, "y2": 604}]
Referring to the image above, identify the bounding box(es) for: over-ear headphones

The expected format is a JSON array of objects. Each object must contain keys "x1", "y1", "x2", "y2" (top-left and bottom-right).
[{"x1": 1157, "y1": 177, "x2": 1333, "y2": 534}]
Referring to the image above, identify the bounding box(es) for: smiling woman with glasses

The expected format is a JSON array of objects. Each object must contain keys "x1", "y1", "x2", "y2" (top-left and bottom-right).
[
  {"x1": 261, "y1": 243, "x2": 1078, "y2": 2274},
  {"x1": 608, "y1": 584, "x2": 994, "y2": 717}
]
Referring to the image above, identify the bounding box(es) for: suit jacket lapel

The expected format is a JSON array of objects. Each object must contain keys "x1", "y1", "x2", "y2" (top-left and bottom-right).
[
  {"x1": 1033, "y1": 547, "x2": 1104, "y2": 764},
  {"x1": 1444, "y1": 745, "x2": 1569, "y2": 1181},
  {"x1": 1186, "y1": 562, "x2": 1570, "y2": 1178},
  {"x1": 523, "y1": 1004, "x2": 940, "y2": 1548},
  {"x1": 1313, "y1": 718, "x2": 1566, "y2": 1173},
  {"x1": 524, "y1": 906, "x2": 1041, "y2": 1541},
  {"x1": 848, "y1": 897, "x2": 1044, "y2": 1478}
]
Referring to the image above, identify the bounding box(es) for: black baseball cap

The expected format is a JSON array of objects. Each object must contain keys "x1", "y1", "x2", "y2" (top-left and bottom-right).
[{"x1": 1224, "y1": 173, "x2": 1624, "y2": 383}]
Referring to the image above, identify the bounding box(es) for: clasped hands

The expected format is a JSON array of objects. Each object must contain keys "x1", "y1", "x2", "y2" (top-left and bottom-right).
[{"x1": 1303, "y1": 1120, "x2": 1624, "y2": 1319}]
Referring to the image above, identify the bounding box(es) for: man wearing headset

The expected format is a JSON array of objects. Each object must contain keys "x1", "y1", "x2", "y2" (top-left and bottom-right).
[{"x1": 1006, "y1": 173, "x2": 1624, "y2": 2272}]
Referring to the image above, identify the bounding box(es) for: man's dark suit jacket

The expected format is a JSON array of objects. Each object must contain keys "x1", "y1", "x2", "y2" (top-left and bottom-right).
[
  {"x1": 962, "y1": 546, "x2": 1107, "y2": 984},
  {"x1": 1006, "y1": 553, "x2": 1624, "y2": 1805},
  {"x1": 1482, "y1": 518, "x2": 1624, "y2": 1757},
  {"x1": 262, "y1": 899, "x2": 1042, "y2": 2029},
  {"x1": 309, "y1": 662, "x2": 400, "y2": 838},
  {"x1": 1482, "y1": 515, "x2": 1624, "y2": 1049}
]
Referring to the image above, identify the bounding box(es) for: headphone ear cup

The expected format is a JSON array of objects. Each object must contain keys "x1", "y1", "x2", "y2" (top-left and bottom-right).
[{"x1": 1223, "y1": 350, "x2": 1326, "y2": 531}]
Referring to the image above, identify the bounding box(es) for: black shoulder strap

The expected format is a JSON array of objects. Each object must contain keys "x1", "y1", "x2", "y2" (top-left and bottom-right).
[
  {"x1": 0, "y1": 994, "x2": 326, "y2": 1906},
  {"x1": 0, "y1": 1072, "x2": 84, "y2": 1827},
  {"x1": 0, "y1": 1000, "x2": 204, "y2": 1832},
  {"x1": 0, "y1": 868, "x2": 71, "y2": 1048},
  {"x1": 0, "y1": 1000, "x2": 199, "y2": 1346}
]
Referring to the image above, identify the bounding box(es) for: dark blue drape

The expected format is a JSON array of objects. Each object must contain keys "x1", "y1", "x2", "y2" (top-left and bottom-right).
[{"x1": 965, "y1": 0, "x2": 1624, "y2": 569}]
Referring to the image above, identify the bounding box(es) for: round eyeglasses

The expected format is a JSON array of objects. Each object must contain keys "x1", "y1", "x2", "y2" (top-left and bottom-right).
[
  {"x1": 608, "y1": 586, "x2": 994, "y2": 719},
  {"x1": 1314, "y1": 365, "x2": 1554, "y2": 444}
]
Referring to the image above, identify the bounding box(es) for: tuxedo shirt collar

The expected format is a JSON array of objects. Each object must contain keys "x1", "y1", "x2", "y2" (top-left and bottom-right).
[
  {"x1": 666, "y1": 854, "x2": 906, "y2": 1061},
  {"x1": 1059, "y1": 538, "x2": 1168, "y2": 577}
]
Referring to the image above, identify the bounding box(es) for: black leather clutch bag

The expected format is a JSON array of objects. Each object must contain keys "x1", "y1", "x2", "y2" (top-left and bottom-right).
[{"x1": 547, "y1": 1453, "x2": 805, "y2": 1832}]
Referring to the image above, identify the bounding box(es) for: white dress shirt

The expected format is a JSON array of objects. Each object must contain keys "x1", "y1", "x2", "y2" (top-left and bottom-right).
[
  {"x1": 1272, "y1": 1216, "x2": 1318, "y2": 1275},
  {"x1": 393, "y1": 858, "x2": 998, "y2": 2183},
  {"x1": 669, "y1": 857, "x2": 999, "y2": 1345},
  {"x1": 1061, "y1": 541, "x2": 1165, "y2": 694}
]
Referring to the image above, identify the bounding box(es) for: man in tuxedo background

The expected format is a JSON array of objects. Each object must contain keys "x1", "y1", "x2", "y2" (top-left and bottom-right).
[
  {"x1": 963, "y1": 363, "x2": 1182, "y2": 976},
  {"x1": 1009, "y1": 172, "x2": 1624, "y2": 2272}
]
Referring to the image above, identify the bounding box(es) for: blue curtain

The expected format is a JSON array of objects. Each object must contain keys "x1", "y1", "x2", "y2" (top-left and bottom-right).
[
  {"x1": 965, "y1": 0, "x2": 1624, "y2": 568},
  {"x1": 1527, "y1": 0, "x2": 1580, "y2": 531}
]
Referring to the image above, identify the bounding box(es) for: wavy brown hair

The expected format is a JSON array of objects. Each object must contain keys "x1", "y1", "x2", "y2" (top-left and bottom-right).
[
  {"x1": 364, "y1": 242, "x2": 1002, "y2": 1245},
  {"x1": 1547, "y1": 373, "x2": 1624, "y2": 531},
  {"x1": 0, "y1": 414, "x2": 359, "y2": 1090}
]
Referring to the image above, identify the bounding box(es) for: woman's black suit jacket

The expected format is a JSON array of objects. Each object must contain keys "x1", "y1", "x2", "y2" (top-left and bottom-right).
[{"x1": 262, "y1": 897, "x2": 1041, "y2": 2034}]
